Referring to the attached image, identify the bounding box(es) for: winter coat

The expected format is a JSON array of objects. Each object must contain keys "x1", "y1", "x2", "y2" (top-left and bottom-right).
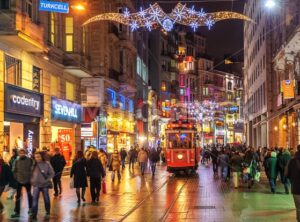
[
  {"x1": 218, "y1": 154, "x2": 229, "y2": 167},
  {"x1": 9, "y1": 155, "x2": 18, "y2": 169},
  {"x1": 149, "y1": 150, "x2": 160, "y2": 163},
  {"x1": 70, "y1": 158, "x2": 88, "y2": 188},
  {"x1": 138, "y1": 150, "x2": 148, "y2": 163},
  {"x1": 50, "y1": 154, "x2": 66, "y2": 173},
  {"x1": 86, "y1": 158, "x2": 105, "y2": 178},
  {"x1": 0, "y1": 163, "x2": 13, "y2": 187},
  {"x1": 13, "y1": 156, "x2": 33, "y2": 184},
  {"x1": 210, "y1": 149, "x2": 219, "y2": 163},
  {"x1": 266, "y1": 152, "x2": 277, "y2": 179},
  {"x1": 230, "y1": 154, "x2": 243, "y2": 172},
  {"x1": 110, "y1": 152, "x2": 121, "y2": 171},
  {"x1": 31, "y1": 162, "x2": 55, "y2": 188},
  {"x1": 287, "y1": 152, "x2": 300, "y2": 195},
  {"x1": 99, "y1": 152, "x2": 108, "y2": 168},
  {"x1": 277, "y1": 150, "x2": 291, "y2": 172}
]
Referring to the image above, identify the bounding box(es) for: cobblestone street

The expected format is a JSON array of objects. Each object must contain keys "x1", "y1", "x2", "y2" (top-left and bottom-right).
[{"x1": 0, "y1": 163, "x2": 296, "y2": 222}]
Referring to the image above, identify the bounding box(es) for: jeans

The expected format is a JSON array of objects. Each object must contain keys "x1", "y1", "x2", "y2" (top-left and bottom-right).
[
  {"x1": 212, "y1": 162, "x2": 218, "y2": 174},
  {"x1": 15, "y1": 183, "x2": 33, "y2": 214},
  {"x1": 121, "y1": 159, "x2": 126, "y2": 169},
  {"x1": 269, "y1": 178, "x2": 276, "y2": 193},
  {"x1": 0, "y1": 186, "x2": 4, "y2": 211},
  {"x1": 293, "y1": 194, "x2": 300, "y2": 222},
  {"x1": 53, "y1": 172, "x2": 62, "y2": 195},
  {"x1": 129, "y1": 160, "x2": 135, "y2": 170},
  {"x1": 140, "y1": 162, "x2": 146, "y2": 175},
  {"x1": 90, "y1": 177, "x2": 101, "y2": 202},
  {"x1": 150, "y1": 162, "x2": 156, "y2": 175},
  {"x1": 32, "y1": 187, "x2": 50, "y2": 216},
  {"x1": 279, "y1": 171, "x2": 290, "y2": 193},
  {"x1": 221, "y1": 166, "x2": 228, "y2": 180}
]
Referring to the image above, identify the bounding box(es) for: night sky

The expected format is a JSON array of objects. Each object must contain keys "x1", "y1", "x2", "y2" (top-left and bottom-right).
[{"x1": 143, "y1": 0, "x2": 246, "y2": 61}]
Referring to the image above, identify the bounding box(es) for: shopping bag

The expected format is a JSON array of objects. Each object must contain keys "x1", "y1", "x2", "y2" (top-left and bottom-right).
[
  {"x1": 102, "y1": 180, "x2": 107, "y2": 194},
  {"x1": 70, "y1": 177, "x2": 74, "y2": 189},
  {"x1": 254, "y1": 172, "x2": 261, "y2": 182}
]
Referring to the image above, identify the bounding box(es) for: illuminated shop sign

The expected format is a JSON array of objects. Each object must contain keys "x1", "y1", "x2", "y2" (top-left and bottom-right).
[
  {"x1": 107, "y1": 88, "x2": 134, "y2": 113},
  {"x1": 4, "y1": 84, "x2": 44, "y2": 117},
  {"x1": 39, "y1": 0, "x2": 69, "y2": 13},
  {"x1": 51, "y1": 97, "x2": 82, "y2": 123},
  {"x1": 24, "y1": 123, "x2": 39, "y2": 157}
]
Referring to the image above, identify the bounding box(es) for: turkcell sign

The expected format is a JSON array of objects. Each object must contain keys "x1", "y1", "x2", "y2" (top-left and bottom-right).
[
  {"x1": 51, "y1": 97, "x2": 82, "y2": 123},
  {"x1": 39, "y1": 0, "x2": 69, "y2": 13}
]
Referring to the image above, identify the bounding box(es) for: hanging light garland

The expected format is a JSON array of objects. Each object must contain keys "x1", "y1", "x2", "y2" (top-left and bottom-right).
[{"x1": 82, "y1": 3, "x2": 252, "y2": 32}]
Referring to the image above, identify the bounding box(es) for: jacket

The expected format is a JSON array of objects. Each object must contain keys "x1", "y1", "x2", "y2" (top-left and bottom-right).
[
  {"x1": 0, "y1": 163, "x2": 13, "y2": 187},
  {"x1": 128, "y1": 149, "x2": 137, "y2": 161},
  {"x1": 138, "y1": 150, "x2": 148, "y2": 163},
  {"x1": 110, "y1": 152, "x2": 121, "y2": 171},
  {"x1": 31, "y1": 162, "x2": 55, "y2": 188},
  {"x1": 87, "y1": 158, "x2": 105, "y2": 178},
  {"x1": 13, "y1": 156, "x2": 33, "y2": 184},
  {"x1": 50, "y1": 154, "x2": 66, "y2": 173},
  {"x1": 266, "y1": 152, "x2": 277, "y2": 179},
  {"x1": 149, "y1": 150, "x2": 160, "y2": 163},
  {"x1": 230, "y1": 154, "x2": 243, "y2": 172},
  {"x1": 218, "y1": 154, "x2": 229, "y2": 167},
  {"x1": 99, "y1": 152, "x2": 108, "y2": 168},
  {"x1": 9, "y1": 155, "x2": 18, "y2": 169},
  {"x1": 71, "y1": 158, "x2": 88, "y2": 188},
  {"x1": 210, "y1": 149, "x2": 219, "y2": 163},
  {"x1": 277, "y1": 150, "x2": 291, "y2": 172},
  {"x1": 120, "y1": 150, "x2": 127, "y2": 160},
  {"x1": 287, "y1": 152, "x2": 300, "y2": 195}
]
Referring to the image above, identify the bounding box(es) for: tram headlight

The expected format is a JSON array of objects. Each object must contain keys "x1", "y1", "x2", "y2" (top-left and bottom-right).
[{"x1": 177, "y1": 154, "x2": 183, "y2": 160}]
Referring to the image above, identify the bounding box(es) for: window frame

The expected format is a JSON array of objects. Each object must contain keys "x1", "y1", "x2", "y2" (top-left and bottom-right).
[
  {"x1": 65, "y1": 17, "x2": 74, "y2": 52},
  {"x1": 4, "y1": 55, "x2": 22, "y2": 86}
]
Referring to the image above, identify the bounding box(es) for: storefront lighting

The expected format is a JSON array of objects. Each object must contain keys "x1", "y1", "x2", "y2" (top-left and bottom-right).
[
  {"x1": 139, "y1": 136, "x2": 146, "y2": 143},
  {"x1": 283, "y1": 124, "x2": 287, "y2": 130},
  {"x1": 274, "y1": 126, "x2": 278, "y2": 131},
  {"x1": 4, "y1": 121, "x2": 10, "y2": 126},
  {"x1": 292, "y1": 122, "x2": 296, "y2": 127}
]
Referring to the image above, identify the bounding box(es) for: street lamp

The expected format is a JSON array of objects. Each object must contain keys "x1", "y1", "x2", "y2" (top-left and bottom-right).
[
  {"x1": 265, "y1": 0, "x2": 276, "y2": 8},
  {"x1": 71, "y1": 3, "x2": 86, "y2": 11}
]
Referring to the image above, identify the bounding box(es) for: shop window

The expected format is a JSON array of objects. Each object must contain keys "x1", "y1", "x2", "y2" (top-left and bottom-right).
[
  {"x1": 4, "y1": 55, "x2": 22, "y2": 86},
  {"x1": 161, "y1": 81, "x2": 167, "y2": 91},
  {"x1": 0, "y1": 0, "x2": 9, "y2": 9},
  {"x1": 65, "y1": 17, "x2": 74, "y2": 52},
  {"x1": 32, "y1": 66, "x2": 42, "y2": 92},
  {"x1": 66, "y1": 81, "x2": 75, "y2": 101},
  {"x1": 50, "y1": 75, "x2": 58, "y2": 97},
  {"x1": 50, "y1": 12, "x2": 55, "y2": 45}
]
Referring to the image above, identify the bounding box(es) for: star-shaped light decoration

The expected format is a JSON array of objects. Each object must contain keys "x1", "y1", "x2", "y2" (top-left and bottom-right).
[
  {"x1": 123, "y1": 8, "x2": 130, "y2": 18},
  {"x1": 205, "y1": 17, "x2": 215, "y2": 30},
  {"x1": 130, "y1": 20, "x2": 139, "y2": 31},
  {"x1": 187, "y1": 5, "x2": 197, "y2": 15},
  {"x1": 198, "y1": 8, "x2": 206, "y2": 18},
  {"x1": 190, "y1": 21, "x2": 199, "y2": 32},
  {"x1": 145, "y1": 20, "x2": 153, "y2": 31},
  {"x1": 138, "y1": 7, "x2": 146, "y2": 18},
  {"x1": 149, "y1": 4, "x2": 162, "y2": 22}
]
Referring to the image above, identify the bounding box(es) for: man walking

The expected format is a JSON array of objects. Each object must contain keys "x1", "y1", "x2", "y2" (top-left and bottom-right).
[
  {"x1": 287, "y1": 145, "x2": 300, "y2": 222},
  {"x1": 128, "y1": 147, "x2": 137, "y2": 170},
  {"x1": 50, "y1": 148, "x2": 66, "y2": 197},
  {"x1": 138, "y1": 148, "x2": 148, "y2": 176},
  {"x1": 149, "y1": 148, "x2": 160, "y2": 176},
  {"x1": 11, "y1": 149, "x2": 33, "y2": 218},
  {"x1": 120, "y1": 148, "x2": 127, "y2": 170}
]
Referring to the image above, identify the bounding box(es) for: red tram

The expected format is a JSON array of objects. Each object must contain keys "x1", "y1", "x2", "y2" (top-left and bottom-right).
[{"x1": 165, "y1": 120, "x2": 200, "y2": 174}]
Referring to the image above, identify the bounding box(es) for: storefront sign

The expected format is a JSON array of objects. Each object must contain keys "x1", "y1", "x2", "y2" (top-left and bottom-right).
[
  {"x1": 4, "y1": 84, "x2": 43, "y2": 117},
  {"x1": 282, "y1": 80, "x2": 295, "y2": 99},
  {"x1": 58, "y1": 129, "x2": 73, "y2": 166},
  {"x1": 51, "y1": 97, "x2": 82, "y2": 123},
  {"x1": 24, "y1": 123, "x2": 39, "y2": 157},
  {"x1": 39, "y1": 0, "x2": 69, "y2": 13}
]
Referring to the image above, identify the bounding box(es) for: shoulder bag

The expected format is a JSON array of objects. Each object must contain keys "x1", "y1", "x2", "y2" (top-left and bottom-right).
[{"x1": 36, "y1": 163, "x2": 53, "y2": 189}]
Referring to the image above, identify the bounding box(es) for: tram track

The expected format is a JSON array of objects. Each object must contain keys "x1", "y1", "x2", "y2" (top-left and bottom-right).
[{"x1": 119, "y1": 175, "x2": 190, "y2": 222}]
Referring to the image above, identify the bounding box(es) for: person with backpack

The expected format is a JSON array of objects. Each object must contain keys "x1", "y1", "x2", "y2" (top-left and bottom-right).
[
  {"x1": 287, "y1": 145, "x2": 300, "y2": 221},
  {"x1": 149, "y1": 148, "x2": 160, "y2": 176},
  {"x1": 30, "y1": 152, "x2": 55, "y2": 220},
  {"x1": 50, "y1": 148, "x2": 66, "y2": 197}
]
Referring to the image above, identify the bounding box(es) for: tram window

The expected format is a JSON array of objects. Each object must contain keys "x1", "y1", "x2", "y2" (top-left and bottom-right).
[{"x1": 168, "y1": 133, "x2": 192, "y2": 149}]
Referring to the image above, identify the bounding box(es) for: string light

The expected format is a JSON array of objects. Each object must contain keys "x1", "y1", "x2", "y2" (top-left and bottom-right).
[{"x1": 83, "y1": 3, "x2": 252, "y2": 32}]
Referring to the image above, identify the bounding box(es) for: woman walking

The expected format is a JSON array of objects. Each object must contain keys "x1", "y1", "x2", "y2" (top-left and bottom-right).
[
  {"x1": 0, "y1": 154, "x2": 13, "y2": 214},
  {"x1": 71, "y1": 151, "x2": 88, "y2": 204},
  {"x1": 110, "y1": 150, "x2": 121, "y2": 182},
  {"x1": 30, "y1": 152, "x2": 55, "y2": 220},
  {"x1": 87, "y1": 151, "x2": 106, "y2": 204},
  {"x1": 98, "y1": 149, "x2": 108, "y2": 172}
]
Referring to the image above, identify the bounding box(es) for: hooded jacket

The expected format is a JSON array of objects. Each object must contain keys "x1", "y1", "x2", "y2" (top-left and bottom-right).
[{"x1": 266, "y1": 152, "x2": 278, "y2": 179}]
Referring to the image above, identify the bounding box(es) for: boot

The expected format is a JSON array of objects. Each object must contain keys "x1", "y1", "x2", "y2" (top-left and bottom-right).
[
  {"x1": 81, "y1": 189, "x2": 86, "y2": 202},
  {"x1": 76, "y1": 189, "x2": 80, "y2": 204}
]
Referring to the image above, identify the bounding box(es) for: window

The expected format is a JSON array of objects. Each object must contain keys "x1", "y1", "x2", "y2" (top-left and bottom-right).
[
  {"x1": 228, "y1": 81, "x2": 232, "y2": 90},
  {"x1": 136, "y1": 57, "x2": 142, "y2": 76},
  {"x1": 203, "y1": 87, "x2": 208, "y2": 96},
  {"x1": 32, "y1": 66, "x2": 42, "y2": 92},
  {"x1": 5, "y1": 55, "x2": 21, "y2": 86},
  {"x1": 65, "y1": 17, "x2": 74, "y2": 52},
  {"x1": 0, "y1": 0, "x2": 9, "y2": 9},
  {"x1": 66, "y1": 81, "x2": 75, "y2": 101},
  {"x1": 26, "y1": 0, "x2": 33, "y2": 19},
  {"x1": 50, "y1": 13, "x2": 55, "y2": 45},
  {"x1": 50, "y1": 75, "x2": 58, "y2": 97}
]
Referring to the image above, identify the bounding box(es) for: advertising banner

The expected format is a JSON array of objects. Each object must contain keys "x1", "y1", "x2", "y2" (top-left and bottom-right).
[
  {"x1": 39, "y1": 0, "x2": 69, "y2": 13},
  {"x1": 51, "y1": 97, "x2": 82, "y2": 123},
  {"x1": 282, "y1": 80, "x2": 295, "y2": 99},
  {"x1": 58, "y1": 129, "x2": 73, "y2": 166},
  {"x1": 23, "y1": 123, "x2": 39, "y2": 157},
  {"x1": 4, "y1": 84, "x2": 44, "y2": 117}
]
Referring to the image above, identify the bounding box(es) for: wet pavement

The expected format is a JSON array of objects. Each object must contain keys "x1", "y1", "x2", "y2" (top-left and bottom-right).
[{"x1": 0, "y1": 163, "x2": 297, "y2": 222}]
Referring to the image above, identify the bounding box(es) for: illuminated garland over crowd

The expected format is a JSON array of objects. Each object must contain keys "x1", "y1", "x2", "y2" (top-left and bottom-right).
[{"x1": 83, "y1": 3, "x2": 252, "y2": 32}]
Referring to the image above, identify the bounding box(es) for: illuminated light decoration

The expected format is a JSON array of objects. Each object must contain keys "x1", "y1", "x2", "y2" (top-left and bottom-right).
[
  {"x1": 190, "y1": 21, "x2": 199, "y2": 32},
  {"x1": 162, "y1": 19, "x2": 174, "y2": 32},
  {"x1": 82, "y1": 3, "x2": 252, "y2": 32}
]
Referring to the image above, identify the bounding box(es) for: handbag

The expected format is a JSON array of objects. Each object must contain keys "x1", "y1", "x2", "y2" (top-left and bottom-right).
[
  {"x1": 36, "y1": 163, "x2": 53, "y2": 189},
  {"x1": 102, "y1": 180, "x2": 107, "y2": 194}
]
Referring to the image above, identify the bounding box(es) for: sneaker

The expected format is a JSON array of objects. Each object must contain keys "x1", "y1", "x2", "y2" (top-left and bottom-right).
[{"x1": 11, "y1": 213, "x2": 20, "y2": 218}]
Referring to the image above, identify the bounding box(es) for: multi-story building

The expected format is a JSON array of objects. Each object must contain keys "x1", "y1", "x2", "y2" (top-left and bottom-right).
[
  {"x1": 243, "y1": 0, "x2": 271, "y2": 148},
  {"x1": 269, "y1": 1, "x2": 300, "y2": 149},
  {"x1": 0, "y1": 0, "x2": 90, "y2": 164}
]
